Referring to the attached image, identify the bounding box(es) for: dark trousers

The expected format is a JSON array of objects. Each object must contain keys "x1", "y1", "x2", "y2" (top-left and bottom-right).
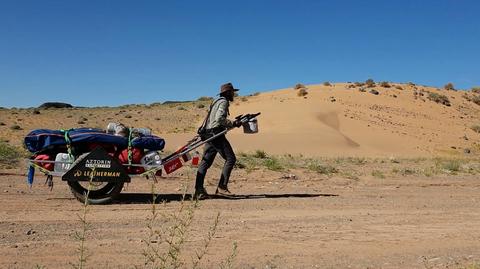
[{"x1": 195, "y1": 134, "x2": 236, "y2": 190}]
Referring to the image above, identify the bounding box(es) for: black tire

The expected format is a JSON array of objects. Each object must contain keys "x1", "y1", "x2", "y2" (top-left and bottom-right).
[
  {"x1": 68, "y1": 181, "x2": 124, "y2": 204},
  {"x1": 66, "y1": 152, "x2": 124, "y2": 204}
]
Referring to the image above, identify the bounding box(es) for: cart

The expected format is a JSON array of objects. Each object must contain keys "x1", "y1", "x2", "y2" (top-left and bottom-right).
[{"x1": 25, "y1": 113, "x2": 260, "y2": 204}]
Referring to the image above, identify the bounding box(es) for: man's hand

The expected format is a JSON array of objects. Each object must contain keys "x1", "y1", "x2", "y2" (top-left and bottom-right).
[{"x1": 233, "y1": 120, "x2": 242, "y2": 128}]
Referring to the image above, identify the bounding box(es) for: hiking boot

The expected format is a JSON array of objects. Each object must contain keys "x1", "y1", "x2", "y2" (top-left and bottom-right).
[
  {"x1": 193, "y1": 188, "x2": 209, "y2": 200},
  {"x1": 215, "y1": 186, "x2": 232, "y2": 196}
]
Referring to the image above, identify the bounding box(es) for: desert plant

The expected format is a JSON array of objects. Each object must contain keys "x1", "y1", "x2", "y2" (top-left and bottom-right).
[
  {"x1": 297, "y1": 88, "x2": 308, "y2": 97},
  {"x1": 444, "y1": 83, "x2": 455, "y2": 91},
  {"x1": 307, "y1": 160, "x2": 338, "y2": 175},
  {"x1": 472, "y1": 87, "x2": 480, "y2": 94},
  {"x1": 371, "y1": 170, "x2": 385, "y2": 179},
  {"x1": 379, "y1": 81, "x2": 391, "y2": 88},
  {"x1": 472, "y1": 125, "x2": 480, "y2": 133},
  {"x1": 0, "y1": 141, "x2": 21, "y2": 168},
  {"x1": 427, "y1": 92, "x2": 451, "y2": 106},
  {"x1": 470, "y1": 95, "x2": 480, "y2": 106},
  {"x1": 369, "y1": 89, "x2": 379, "y2": 95},
  {"x1": 365, "y1": 79, "x2": 375, "y2": 88},
  {"x1": 263, "y1": 157, "x2": 284, "y2": 171},
  {"x1": 241, "y1": 97, "x2": 248, "y2": 102},
  {"x1": 71, "y1": 169, "x2": 95, "y2": 269},
  {"x1": 323, "y1": 81, "x2": 331, "y2": 86},
  {"x1": 10, "y1": 124, "x2": 22, "y2": 130},
  {"x1": 395, "y1": 85, "x2": 403, "y2": 90},
  {"x1": 254, "y1": 150, "x2": 267, "y2": 159},
  {"x1": 251, "y1": 92, "x2": 261, "y2": 96},
  {"x1": 0, "y1": 122, "x2": 5, "y2": 126},
  {"x1": 354, "y1": 82, "x2": 364, "y2": 87},
  {"x1": 436, "y1": 159, "x2": 461, "y2": 172},
  {"x1": 197, "y1": 104, "x2": 205, "y2": 109},
  {"x1": 33, "y1": 109, "x2": 41, "y2": 114},
  {"x1": 294, "y1": 83, "x2": 305, "y2": 90},
  {"x1": 125, "y1": 115, "x2": 132, "y2": 118},
  {"x1": 177, "y1": 106, "x2": 186, "y2": 111}
]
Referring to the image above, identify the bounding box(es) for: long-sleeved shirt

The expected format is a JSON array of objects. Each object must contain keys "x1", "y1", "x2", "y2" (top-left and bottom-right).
[{"x1": 205, "y1": 97, "x2": 234, "y2": 129}]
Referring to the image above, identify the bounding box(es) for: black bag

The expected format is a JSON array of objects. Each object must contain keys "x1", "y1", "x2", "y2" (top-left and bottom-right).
[{"x1": 197, "y1": 98, "x2": 222, "y2": 141}]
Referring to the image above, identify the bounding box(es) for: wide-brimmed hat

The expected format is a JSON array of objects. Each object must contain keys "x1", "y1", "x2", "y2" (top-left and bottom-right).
[{"x1": 220, "y1": 83, "x2": 239, "y2": 94}]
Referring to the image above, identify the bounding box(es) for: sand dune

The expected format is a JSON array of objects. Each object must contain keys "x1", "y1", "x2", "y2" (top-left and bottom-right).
[{"x1": 1, "y1": 82, "x2": 479, "y2": 157}]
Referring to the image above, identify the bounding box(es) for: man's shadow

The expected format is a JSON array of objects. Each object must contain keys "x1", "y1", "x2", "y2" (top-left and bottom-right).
[{"x1": 116, "y1": 192, "x2": 338, "y2": 204}]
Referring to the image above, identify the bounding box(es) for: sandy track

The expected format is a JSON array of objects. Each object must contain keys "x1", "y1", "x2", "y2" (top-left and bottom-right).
[{"x1": 1, "y1": 170, "x2": 480, "y2": 269}]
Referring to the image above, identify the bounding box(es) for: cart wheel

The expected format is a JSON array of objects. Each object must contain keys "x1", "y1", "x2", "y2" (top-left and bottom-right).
[
  {"x1": 66, "y1": 152, "x2": 124, "y2": 204},
  {"x1": 68, "y1": 181, "x2": 124, "y2": 204}
]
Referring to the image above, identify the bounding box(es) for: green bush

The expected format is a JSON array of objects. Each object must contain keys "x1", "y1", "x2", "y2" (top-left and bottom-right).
[
  {"x1": 0, "y1": 141, "x2": 21, "y2": 168},
  {"x1": 427, "y1": 92, "x2": 451, "y2": 106},
  {"x1": 263, "y1": 157, "x2": 284, "y2": 171},
  {"x1": 307, "y1": 161, "x2": 338, "y2": 175}
]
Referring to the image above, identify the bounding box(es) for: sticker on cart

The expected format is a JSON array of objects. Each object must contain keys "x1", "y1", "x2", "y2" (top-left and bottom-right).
[{"x1": 164, "y1": 158, "x2": 183, "y2": 174}]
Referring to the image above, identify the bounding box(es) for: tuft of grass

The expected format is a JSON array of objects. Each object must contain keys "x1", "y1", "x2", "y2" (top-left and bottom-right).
[
  {"x1": 307, "y1": 160, "x2": 338, "y2": 175},
  {"x1": 371, "y1": 170, "x2": 385, "y2": 179},
  {"x1": 436, "y1": 159, "x2": 461, "y2": 173},
  {"x1": 251, "y1": 92, "x2": 261, "y2": 96},
  {"x1": 263, "y1": 157, "x2": 284, "y2": 172},
  {"x1": 197, "y1": 103, "x2": 205, "y2": 109},
  {"x1": 254, "y1": 150, "x2": 267, "y2": 159}
]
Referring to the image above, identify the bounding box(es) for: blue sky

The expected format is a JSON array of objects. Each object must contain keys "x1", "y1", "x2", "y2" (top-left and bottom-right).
[{"x1": 1, "y1": 0, "x2": 479, "y2": 108}]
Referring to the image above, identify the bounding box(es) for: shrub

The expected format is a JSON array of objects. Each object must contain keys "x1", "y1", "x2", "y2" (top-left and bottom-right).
[
  {"x1": 0, "y1": 141, "x2": 21, "y2": 168},
  {"x1": 438, "y1": 159, "x2": 461, "y2": 172},
  {"x1": 323, "y1": 81, "x2": 331, "y2": 86},
  {"x1": 124, "y1": 115, "x2": 132, "y2": 118},
  {"x1": 0, "y1": 122, "x2": 5, "y2": 126},
  {"x1": 251, "y1": 92, "x2": 261, "y2": 96},
  {"x1": 307, "y1": 161, "x2": 338, "y2": 174},
  {"x1": 33, "y1": 109, "x2": 40, "y2": 115},
  {"x1": 197, "y1": 96, "x2": 213, "y2": 102},
  {"x1": 354, "y1": 82, "x2": 364, "y2": 87},
  {"x1": 197, "y1": 103, "x2": 205, "y2": 109},
  {"x1": 470, "y1": 95, "x2": 480, "y2": 106},
  {"x1": 472, "y1": 87, "x2": 480, "y2": 94},
  {"x1": 177, "y1": 106, "x2": 186, "y2": 111},
  {"x1": 369, "y1": 89, "x2": 379, "y2": 95},
  {"x1": 472, "y1": 125, "x2": 480, "y2": 133},
  {"x1": 241, "y1": 97, "x2": 248, "y2": 102},
  {"x1": 380, "y1": 81, "x2": 391, "y2": 88},
  {"x1": 365, "y1": 79, "x2": 375, "y2": 88},
  {"x1": 395, "y1": 85, "x2": 403, "y2": 90},
  {"x1": 444, "y1": 83, "x2": 455, "y2": 91},
  {"x1": 10, "y1": 124, "x2": 22, "y2": 130},
  {"x1": 294, "y1": 83, "x2": 305, "y2": 90},
  {"x1": 427, "y1": 92, "x2": 451, "y2": 106},
  {"x1": 263, "y1": 157, "x2": 284, "y2": 171},
  {"x1": 297, "y1": 88, "x2": 308, "y2": 97},
  {"x1": 254, "y1": 150, "x2": 267, "y2": 159},
  {"x1": 371, "y1": 170, "x2": 385, "y2": 179}
]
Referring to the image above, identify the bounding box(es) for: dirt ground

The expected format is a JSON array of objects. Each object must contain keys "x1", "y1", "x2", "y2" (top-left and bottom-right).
[{"x1": 1, "y1": 166, "x2": 480, "y2": 269}]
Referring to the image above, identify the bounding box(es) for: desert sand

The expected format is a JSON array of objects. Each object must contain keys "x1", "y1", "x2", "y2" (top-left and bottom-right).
[{"x1": 1, "y1": 82, "x2": 479, "y2": 157}]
